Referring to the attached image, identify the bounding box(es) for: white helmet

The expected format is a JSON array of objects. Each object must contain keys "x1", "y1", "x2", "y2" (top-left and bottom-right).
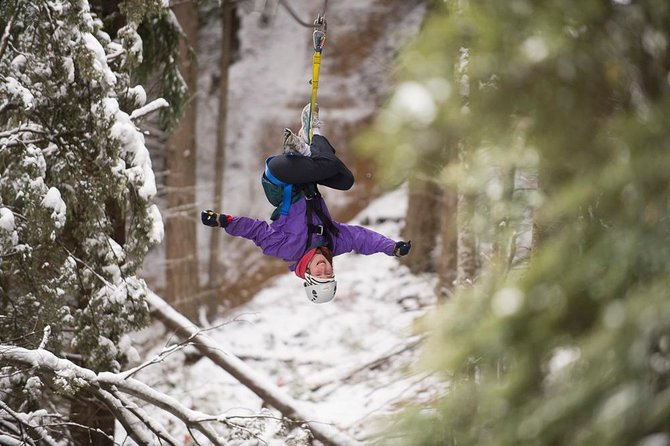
[{"x1": 304, "y1": 273, "x2": 337, "y2": 303}]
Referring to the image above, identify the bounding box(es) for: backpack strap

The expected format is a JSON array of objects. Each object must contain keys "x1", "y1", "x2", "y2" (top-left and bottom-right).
[{"x1": 264, "y1": 159, "x2": 293, "y2": 216}]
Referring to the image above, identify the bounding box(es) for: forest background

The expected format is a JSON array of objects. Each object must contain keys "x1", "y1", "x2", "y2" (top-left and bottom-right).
[{"x1": 1, "y1": 0, "x2": 669, "y2": 445}]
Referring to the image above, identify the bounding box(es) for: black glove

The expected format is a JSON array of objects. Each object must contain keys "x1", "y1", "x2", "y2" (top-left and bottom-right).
[
  {"x1": 201, "y1": 210, "x2": 232, "y2": 228},
  {"x1": 393, "y1": 240, "x2": 411, "y2": 257}
]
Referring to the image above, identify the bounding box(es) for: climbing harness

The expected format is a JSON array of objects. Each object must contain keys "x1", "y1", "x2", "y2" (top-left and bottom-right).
[{"x1": 304, "y1": 189, "x2": 339, "y2": 251}]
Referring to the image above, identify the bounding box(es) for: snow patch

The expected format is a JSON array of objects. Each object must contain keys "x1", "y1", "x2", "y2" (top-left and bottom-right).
[
  {"x1": 98, "y1": 98, "x2": 158, "y2": 201},
  {"x1": 2, "y1": 76, "x2": 34, "y2": 110},
  {"x1": 147, "y1": 204, "x2": 164, "y2": 245},
  {"x1": 118, "y1": 334, "x2": 141, "y2": 364},
  {"x1": 0, "y1": 208, "x2": 15, "y2": 232},
  {"x1": 41, "y1": 187, "x2": 67, "y2": 229},
  {"x1": 82, "y1": 32, "x2": 117, "y2": 86}
]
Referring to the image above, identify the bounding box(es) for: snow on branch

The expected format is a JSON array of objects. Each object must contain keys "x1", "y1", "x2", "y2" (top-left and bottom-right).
[
  {"x1": 146, "y1": 291, "x2": 364, "y2": 446},
  {"x1": 0, "y1": 345, "x2": 224, "y2": 445},
  {"x1": 1, "y1": 292, "x2": 365, "y2": 446},
  {"x1": 130, "y1": 98, "x2": 169, "y2": 121},
  {"x1": 0, "y1": 399, "x2": 60, "y2": 446}
]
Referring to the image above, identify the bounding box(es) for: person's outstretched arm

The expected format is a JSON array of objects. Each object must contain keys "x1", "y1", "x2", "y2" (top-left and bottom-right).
[
  {"x1": 331, "y1": 221, "x2": 411, "y2": 258},
  {"x1": 201, "y1": 210, "x2": 290, "y2": 256}
]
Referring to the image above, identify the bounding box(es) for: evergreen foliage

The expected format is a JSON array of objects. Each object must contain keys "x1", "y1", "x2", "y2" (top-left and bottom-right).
[
  {"x1": 367, "y1": 1, "x2": 670, "y2": 444},
  {"x1": 0, "y1": 0, "x2": 166, "y2": 375},
  {"x1": 135, "y1": 9, "x2": 188, "y2": 131}
]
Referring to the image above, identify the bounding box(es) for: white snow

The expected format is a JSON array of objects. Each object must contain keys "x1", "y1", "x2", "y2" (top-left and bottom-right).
[
  {"x1": 522, "y1": 35, "x2": 549, "y2": 63},
  {"x1": 146, "y1": 204, "x2": 165, "y2": 245},
  {"x1": 119, "y1": 334, "x2": 141, "y2": 364},
  {"x1": 82, "y1": 32, "x2": 117, "y2": 86},
  {"x1": 100, "y1": 97, "x2": 158, "y2": 201},
  {"x1": 41, "y1": 187, "x2": 67, "y2": 229},
  {"x1": 547, "y1": 346, "x2": 581, "y2": 376},
  {"x1": 0, "y1": 207, "x2": 15, "y2": 232},
  {"x1": 127, "y1": 85, "x2": 148, "y2": 108},
  {"x1": 2, "y1": 76, "x2": 34, "y2": 110},
  {"x1": 63, "y1": 57, "x2": 75, "y2": 84},
  {"x1": 130, "y1": 98, "x2": 168, "y2": 121}
]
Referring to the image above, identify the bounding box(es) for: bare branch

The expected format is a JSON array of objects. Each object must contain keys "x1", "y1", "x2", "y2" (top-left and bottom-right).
[
  {"x1": 0, "y1": 399, "x2": 59, "y2": 446},
  {"x1": 0, "y1": 346, "x2": 224, "y2": 446},
  {"x1": 110, "y1": 388, "x2": 180, "y2": 446},
  {"x1": 96, "y1": 387, "x2": 155, "y2": 446},
  {"x1": 0, "y1": 0, "x2": 24, "y2": 62}
]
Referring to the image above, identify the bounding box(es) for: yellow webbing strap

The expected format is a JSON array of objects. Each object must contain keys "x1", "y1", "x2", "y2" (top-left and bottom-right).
[
  {"x1": 308, "y1": 17, "x2": 326, "y2": 144},
  {"x1": 309, "y1": 51, "x2": 321, "y2": 143}
]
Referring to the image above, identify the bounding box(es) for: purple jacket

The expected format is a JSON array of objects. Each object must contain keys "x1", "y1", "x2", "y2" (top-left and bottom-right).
[{"x1": 225, "y1": 196, "x2": 396, "y2": 271}]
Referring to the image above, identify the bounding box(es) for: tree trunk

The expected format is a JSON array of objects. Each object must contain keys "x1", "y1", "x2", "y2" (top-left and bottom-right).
[
  {"x1": 400, "y1": 176, "x2": 441, "y2": 273},
  {"x1": 435, "y1": 186, "x2": 457, "y2": 299},
  {"x1": 456, "y1": 190, "x2": 477, "y2": 286},
  {"x1": 207, "y1": 1, "x2": 234, "y2": 313},
  {"x1": 455, "y1": 43, "x2": 476, "y2": 287},
  {"x1": 491, "y1": 166, "x2": 516, "y2": 269},
  {"x1": 165, "y1": 0, "x2": 199, "y2": 319},
  {"x1": 530, "y1": 172, "x2": 548, "y2": 260}
]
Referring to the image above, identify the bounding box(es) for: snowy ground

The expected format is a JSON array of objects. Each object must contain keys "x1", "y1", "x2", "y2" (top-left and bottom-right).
[{"x1": 131, "y1": 186, "x2": 445, "y2": 444}]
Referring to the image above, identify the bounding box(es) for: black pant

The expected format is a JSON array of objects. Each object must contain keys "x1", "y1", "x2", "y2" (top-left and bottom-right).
[{"x1": 267, "y1": 135, "x2": 354, "y2": 190}]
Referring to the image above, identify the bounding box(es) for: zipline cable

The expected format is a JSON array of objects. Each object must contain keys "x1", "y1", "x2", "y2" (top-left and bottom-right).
[{"x1": 277, "y1": 0, "x2": 327, "y2": 28}]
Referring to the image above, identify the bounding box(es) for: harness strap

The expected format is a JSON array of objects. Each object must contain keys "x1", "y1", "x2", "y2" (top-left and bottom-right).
[
  {"x1": 308, "y1": 223, "x2": 325, "y2": 235},
  {"x1": 304, "y1": 191, "x2": 339, "y2": 251}
]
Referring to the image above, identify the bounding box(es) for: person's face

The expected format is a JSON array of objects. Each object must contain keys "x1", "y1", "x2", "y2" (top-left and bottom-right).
[{"x1": 308, "y1": 252, "x2": 333, "y2": 278}]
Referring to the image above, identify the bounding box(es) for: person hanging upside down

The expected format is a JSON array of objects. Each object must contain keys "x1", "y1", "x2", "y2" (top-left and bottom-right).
[{"x1": 201, "y1": 104, "x2": 411, "y2": 303}]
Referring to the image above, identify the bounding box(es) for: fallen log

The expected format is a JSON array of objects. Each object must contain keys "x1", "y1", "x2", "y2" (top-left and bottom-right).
[{"x1": 146, "y1": 291, "x2": 362, "y2": 446}]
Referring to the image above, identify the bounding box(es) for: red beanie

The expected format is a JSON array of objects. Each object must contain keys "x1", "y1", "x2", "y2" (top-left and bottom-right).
[{"x1": 295, "y1": 248, "x2": 318, "y2": 280}]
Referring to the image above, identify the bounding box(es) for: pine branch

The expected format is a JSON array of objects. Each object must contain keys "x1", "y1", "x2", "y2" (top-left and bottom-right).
[{"x1": 130, "y1": 98, "x2": 169, "y2": 121}]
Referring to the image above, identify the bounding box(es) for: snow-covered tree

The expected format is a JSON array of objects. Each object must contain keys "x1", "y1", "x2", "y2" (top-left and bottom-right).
[{"x1": 0, "y1": 0, "x2": 173, "y2": 441}]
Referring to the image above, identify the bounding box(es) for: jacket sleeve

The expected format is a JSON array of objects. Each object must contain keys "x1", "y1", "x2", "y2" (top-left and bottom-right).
[
  {"x1": 331, "y1": 222, "x2": 396, "y2": 257},
  {"x1": 224, "y1": 216, "x2": 290, "y2": 256}
]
